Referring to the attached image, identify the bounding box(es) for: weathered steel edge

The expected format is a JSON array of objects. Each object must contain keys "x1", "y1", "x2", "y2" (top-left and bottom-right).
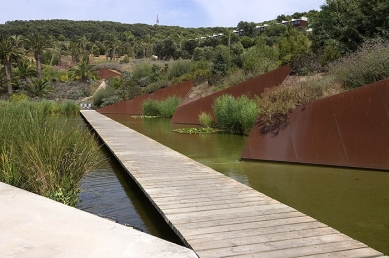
[{"x1": 80, "y1": 110, "x2": 195, "y2": 250}]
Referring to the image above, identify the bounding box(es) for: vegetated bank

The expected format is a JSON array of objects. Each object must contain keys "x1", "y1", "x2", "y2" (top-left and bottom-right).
[{"x1": 0, "y1": 100, "x2": 104, "y2": 206}]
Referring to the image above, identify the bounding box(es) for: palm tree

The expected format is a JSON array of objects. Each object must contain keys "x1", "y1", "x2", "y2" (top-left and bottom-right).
[
  {"x1": 27, "y1": 78, "x2": 52, "y2": 97},
  {"x1": 51, "y1": 41, "x2": 63, "y2": 66},
  {"x1": 16, "y1": 61, "x2": 37, "y2": 84},
  {"x1": 176, "y1": 33, "x2": 184, "y2": 50},
  {"x1": 71, "y1": 57, "x2": 97, "y2": 81},
  {"x1": 79, "y1": 36, "x2": 89, "y2": 58},
  {"x1": 225, "y1": 29, "x2": 233, "y2": 48},
  {"x1": 10, "y1": 35, "x2": 24, "y2": 48},
  {"x1": 0, "y1": 37, "x2": 23, "y2": 94},
  {"x1": 24, "y1": 34, "x2": 52, "y2": 79},
  {"x1": 67, "y1": 39, "x2": 81, "y2": 63}
]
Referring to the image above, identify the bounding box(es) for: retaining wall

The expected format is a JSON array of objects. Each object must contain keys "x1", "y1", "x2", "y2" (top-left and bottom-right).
[
  {"x1": 97, "y1": 80, "x2": 194, "y2": 115},
  {"x1": 171, "y1": 65, "x2": 291, "y2": 124},
  {"x1": 98, "y1": 68, "x2": 123, "y2": 80},
  {"x1": 241, "y1": 79, "x2": 389, "y2": 170}
]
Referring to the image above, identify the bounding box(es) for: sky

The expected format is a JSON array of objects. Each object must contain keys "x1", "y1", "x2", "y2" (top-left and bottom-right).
[{"x1": 0, "y1": 0, "x2": 325, "y2": 28}]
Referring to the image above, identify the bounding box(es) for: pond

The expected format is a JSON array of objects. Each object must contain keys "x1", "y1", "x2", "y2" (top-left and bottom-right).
[{"x1": 78, "y1": 114, "x2": 389, "y2": 254}]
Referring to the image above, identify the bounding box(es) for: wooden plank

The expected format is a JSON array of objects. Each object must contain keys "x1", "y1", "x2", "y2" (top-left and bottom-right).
[{"x1": 81, "y1": 110, "x2": 384, "y2": 258}]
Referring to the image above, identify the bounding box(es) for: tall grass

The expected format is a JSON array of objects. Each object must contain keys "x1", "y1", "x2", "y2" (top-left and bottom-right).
[
  {"x1": 0, "y1": 101, "x2": 103, "y2": 206},
  {"x1": 142, "y1": 97, "x2": 182, "y2": 117},
  {"x1": 213, "y1": 94, "x2": 259, "y2": 134}
]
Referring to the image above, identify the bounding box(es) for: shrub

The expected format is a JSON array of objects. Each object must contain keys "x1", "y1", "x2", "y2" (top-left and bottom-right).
[
  {"x1": 145, "y1": 80, "x2": 170, "y2": 94},
  {"x1": 93, "y1": 85, "x2": 115, "y2": 107},
  {"x1": 142, "y1": 99, "x2": 160, "y2": 116},
  {"x1": 130, "y1": 63, "x2": 152, "y2": 85},
  {"x1": 167, "y1": 59, "x2": 191, "y2": 80},
  {"x1": 258, "y1": 75, "x2": 343, "y2": 128},
  {"x1": 213, "y1": 94, "x2": 259, "y2": 134},
  {"x1": 101, "y1": 95, "x2": 122, "y2": 107},
  {"x1": 10, "y1": 92, "x2": 28, "y2": 102},
  {"x1": 241, "y1": 41, "x2": 279, "y2": 76},
  {"x1": 142, "y1": 97, "x2": 182, "y2": 117},
  {"x1": 328, "y1": 40, "x2": 389, "y2": 89},
  {"x1": 199, "y1": 112, "x2": 214, "y2": 128},
  {"x1": 158, "y1": 97, "x2": 182, "y2": 118},
  {"x1": 59, "y1": 100, "x2": 80, "y2": 114}
]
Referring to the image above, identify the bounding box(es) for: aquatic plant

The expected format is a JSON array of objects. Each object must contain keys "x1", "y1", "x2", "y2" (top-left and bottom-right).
[{"x1": 0, "y1": 100, "x2": 104, "y2": 206}]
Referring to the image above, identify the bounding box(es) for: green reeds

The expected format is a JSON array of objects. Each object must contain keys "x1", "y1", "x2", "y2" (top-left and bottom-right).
[
  {"x1": 142, "y1": 97, "x2": 182, "y2": 118},
  {"x1": 0, "y1": 100, "x2": 103, "y2": 206}
]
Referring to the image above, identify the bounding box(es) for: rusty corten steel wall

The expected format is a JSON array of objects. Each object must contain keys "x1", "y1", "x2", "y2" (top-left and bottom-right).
[
  {"x1": 97, "y1": 80, "x2": 194, "y2": 115},
  {"x1": 171, "y1": 65, "x2": 291, "y2": 125},
  {"x1": 241, "y1": 79, "x2": 389, "y2": 170},
  {"x1": 98, "y1": 69, "x2": 123, "y2": 80}
]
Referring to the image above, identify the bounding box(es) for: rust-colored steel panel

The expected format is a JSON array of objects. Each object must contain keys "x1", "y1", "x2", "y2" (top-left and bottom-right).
[
  {"x1": 171, "y1": 65, "x2": 291, "y2": 124},
  {"x1": 242, "y1": 79, "x2": 389, "y2": 170},
  {"x1": 97, "y1": 80, "x2": 193, "y2": 115},
  {"x1": 98, "y1": 68, "x2": 123, "y2": 80},
  {"x1": 330, "y1": 83, "x2": 389, "y2": 168}
]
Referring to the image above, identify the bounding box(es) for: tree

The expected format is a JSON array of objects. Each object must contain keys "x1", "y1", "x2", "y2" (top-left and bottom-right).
[
  {"x1": 310, "y1": 0, "x2": 389, "y2": 54},
  {"x1": 0, "y1": 37, "x2": 23, "y2": 94},
  {"x1": 27, "y1": 78, "x2": 52, "y2": 97},
  {"x1": 70, "y1": 57, "x2": 98, "y2": 81},
  {"x1": 225, "y1": 29, "x2": 233, "y2": 48},
  {"x1": 16, "y1": 61, "x2": 37, "y2": 85},
  {"x1": 237, "y1": 21, "x2": 256, "y2": 38},
  {"x1": 24, "y1": 34, "x2": 52, "y2": 79}
]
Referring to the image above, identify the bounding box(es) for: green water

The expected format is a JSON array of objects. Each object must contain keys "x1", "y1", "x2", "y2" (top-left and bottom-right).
[{"x1": 103, "y1": 114, "x2": 388, "y2": 254}]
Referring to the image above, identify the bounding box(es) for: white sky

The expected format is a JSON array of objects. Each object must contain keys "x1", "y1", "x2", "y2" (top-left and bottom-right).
[{"x1": 0, "y1": 0, "x2": 324, "y2": 28}]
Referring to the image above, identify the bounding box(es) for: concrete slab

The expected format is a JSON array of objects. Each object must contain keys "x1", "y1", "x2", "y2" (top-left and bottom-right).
[{"x1": 0, "y1": 182, "x2": 198, "y2": 258}]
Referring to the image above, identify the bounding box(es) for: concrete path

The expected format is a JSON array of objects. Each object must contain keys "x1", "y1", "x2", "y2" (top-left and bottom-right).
[
  {"x1": 81, "y1": 110, "x2": 387, "y2": 258},
  {"x1": 0, "y1": 182, "x2": 198, "y2": 258}
]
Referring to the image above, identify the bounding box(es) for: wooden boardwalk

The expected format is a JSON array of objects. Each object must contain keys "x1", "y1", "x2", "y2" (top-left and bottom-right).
[{"x1": 81, "y1": 110, "x2": 386, "y2": 258}]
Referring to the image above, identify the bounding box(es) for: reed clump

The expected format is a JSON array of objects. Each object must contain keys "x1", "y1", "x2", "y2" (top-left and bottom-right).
[
  {"x1": 0, "y1": 100, "x2": 104, "y2": 206},
  {"x1": 142, "y1": 97, "x2": 182, "y2": 118}
]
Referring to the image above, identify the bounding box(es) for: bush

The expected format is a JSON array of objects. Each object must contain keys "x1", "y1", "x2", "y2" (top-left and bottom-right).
[
  {"x1": 213, "y1": 94, "x2": 259, "y2": 134},
  {"x1": 93, "y1": 85, "x2": 116, "y2": 107},
  {"x1": 59, "y1": 100, "x2": 80, "y2": 114},
  {"x1": 258, "y1": 75, "x2": 343, "y2": 128},
  {"x1": 167, "y1": 59, "x2": 191, "y2": 80},
  {"x1": 101, "y1": 95, "x2": 122, "y2": 107},
  {"x1": 241, "y1": 41, "x2": 279, "y2": 76},
  {"x1": 10, "y1": 92, "x2": 28, "y2": 102},
  {"x1": 158, "y1": 97, "x2": 181, "y2": 117},
  {"x1": 199, "y1": 112, "x2": 214, "y2": 128},
  {"x1": 328, "y1": 40, "x2": 389, "y2": 89},
  {"x1": 142, "y1": 99, "x2": 160, "y2": 116},
  {"x1": 142, "y1": 97, "x2": 182, "y2": 117},
  {"x1": 145, "y1": 80, "x2": 170, "y2": 94}
]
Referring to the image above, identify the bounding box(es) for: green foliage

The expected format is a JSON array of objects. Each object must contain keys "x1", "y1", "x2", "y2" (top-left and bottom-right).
[
  {"x1": 199, "y1": 112, "x2": 214, "y2": 128},
  {"x1": 158, "y1": 96, "x2": 182, "y2": 117},
  {"x1": 10, "y1": 92, "x2": 28, "y2": 102},
  {"x1": 145, "y1": 80, "x2": 170, "y2": 94},
  {"x1": 93, "y1": 85, "x2": 116, "y2": 107},
  {"x1": 142, "y1": 99, "x2": 160, "y2": 116},
  {"x1": 193, "y1": 46, "x2": 214, "y2": 61},
  {"x1": 0, "y1": 101, "x2": 102, "y2": 206},
  {"x1": 278, "y1": 28, "x2": 311, "y2": 65},
  {"x1": 310, "y1": 0, "x2": 389, "y2": 54},
  {"x1": 70, "y1": 57, "x2": 98, "y2": 81},
  {"x1": 173, "y1": 127, "x2": 220, "y2": 134},
  {"x1": 27, "y1": 78, "x2": 52, "y2": 97},
  {"x1": 213, "y1": 94, "x2": 259, "y2": 134},
  {"x1": 211, "y1": 45, "x2": 232, "y2": 76},
  {"x1": 101, "y1": 95, "x2": 123, "y2": 107},
  {"x1": 130, "y1": 62, "x2": 152, "y2": 85},
  {"x1": 328, "y1": 40, "x2": 389, "y2": 89},
  {"x1": 142, "y1": 97, "x2": 182, "y2": 117},
  {"x1": 167, "y1": 59, "x2": 191, "y2": 80},
  {"x1": 241, "y1": 39, "x2": 279, "y2": 76},
  {"x1": 240, "y1": 36, "x2": 255, "y2": 49},
  {"x1": 59, "y1": 100, "x2": 80, "y2": 114}
]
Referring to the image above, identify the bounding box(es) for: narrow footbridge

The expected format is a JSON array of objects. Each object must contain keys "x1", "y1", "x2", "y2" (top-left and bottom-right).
[{"x1": 81, "y1": 110, "x2": 386, "y2": 258}]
